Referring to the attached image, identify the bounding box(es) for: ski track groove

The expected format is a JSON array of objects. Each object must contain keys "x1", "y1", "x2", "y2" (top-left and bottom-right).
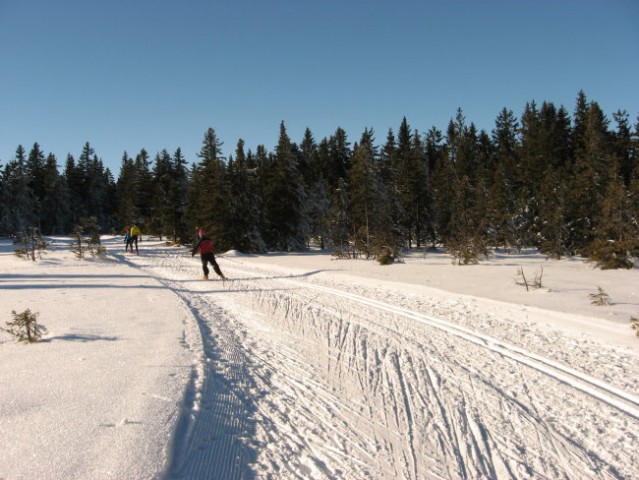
[
  {"x1": 277, "y1": 278, "x2": 639, "y2": 422},
  {"x1": 119, "y1": 249, "x2": 638, "y2": 479}
]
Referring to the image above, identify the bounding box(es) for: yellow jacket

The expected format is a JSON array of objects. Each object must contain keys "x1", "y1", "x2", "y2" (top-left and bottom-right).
[{"x1": 131, "y1": 225, "x2": 141, "y2": 237}]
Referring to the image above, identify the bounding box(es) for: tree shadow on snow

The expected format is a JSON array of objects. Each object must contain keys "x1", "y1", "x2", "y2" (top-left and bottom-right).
[
  {"x1": 42, "y1": 334, "x2": 119, "y2": 343},
  {"x1": 0, "y1": 273, "x2": 149, "y2": 280},
  {"x1": 0, "y1": 283, "x2": 168, "y2": 291}
]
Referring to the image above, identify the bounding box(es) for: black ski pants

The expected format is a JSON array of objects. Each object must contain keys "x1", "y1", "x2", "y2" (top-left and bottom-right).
[
  {"x1": 200, "y1": 252, "x2": 223, "y2": 277},
  {"x1": 127, "y1": 235, "x2": 138, "y2": 253}
]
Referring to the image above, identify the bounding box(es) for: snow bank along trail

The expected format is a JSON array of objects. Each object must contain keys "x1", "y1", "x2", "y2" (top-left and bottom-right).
[{"x1": 128, "y1": 245, "x2": 639, "y2": 480}]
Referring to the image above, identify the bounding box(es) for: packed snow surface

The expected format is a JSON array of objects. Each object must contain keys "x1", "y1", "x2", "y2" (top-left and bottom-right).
[{"x1": 1, "y1": 236, "x2": 638, "y2": 479}]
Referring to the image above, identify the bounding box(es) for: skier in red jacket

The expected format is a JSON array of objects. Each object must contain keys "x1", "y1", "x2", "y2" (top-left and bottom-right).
[{"x1": 191, "y1": 231, "x2": 225, "y2": 280}]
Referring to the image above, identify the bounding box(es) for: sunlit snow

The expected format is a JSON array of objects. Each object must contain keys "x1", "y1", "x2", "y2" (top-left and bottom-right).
[{"x1": 1, "y1": 236, "x2": 637, "y2": 479}]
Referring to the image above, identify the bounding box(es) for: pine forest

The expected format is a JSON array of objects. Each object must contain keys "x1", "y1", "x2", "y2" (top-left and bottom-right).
[{"x1": 2, "y1": 91, "x2": 638, "y2": 269}]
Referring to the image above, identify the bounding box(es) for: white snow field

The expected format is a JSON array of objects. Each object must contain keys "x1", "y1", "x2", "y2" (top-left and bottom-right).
[{"x1": 1, "y1": 236, "x2": 638, "y2": 480}]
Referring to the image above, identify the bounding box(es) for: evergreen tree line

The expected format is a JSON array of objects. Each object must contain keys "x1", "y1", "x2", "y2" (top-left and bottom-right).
[{"x1": 1, "y1": 91, "x2": 638, "y2": 268}]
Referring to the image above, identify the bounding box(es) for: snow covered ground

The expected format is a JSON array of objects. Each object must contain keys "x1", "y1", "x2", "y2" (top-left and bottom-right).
[{"x1": 1, "y1": 236, "x2": 638, "y2": 479}]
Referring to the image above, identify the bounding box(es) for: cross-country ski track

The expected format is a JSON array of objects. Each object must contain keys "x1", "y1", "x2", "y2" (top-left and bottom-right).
[{"x1": 116, "y1": 245, "x2": 638, "y2": 480}]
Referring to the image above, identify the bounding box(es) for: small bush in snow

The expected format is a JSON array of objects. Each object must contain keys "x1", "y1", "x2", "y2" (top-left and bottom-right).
[
  {"x1": 514, "y1": 267, "x2": 544, "y2": 291},
  {"x1": 13, "y1": 227, "x2": 46, "y2": 261},
  {"x1": 87, "y1": 235, "x2": 106, "y2": 259},
  {"x1": 630, "y1": 317, "x2": 639, "y2": 337},
  {"x1": 447, "y1": 239, "x2": 481, "y2": 265},
  {"x1": 377, "y1": 246, "x2": 395, "y2": 265},
  {"x1": 3, "y1": 309, "x2": 47, "y2": 343},
  {"x1": 589, "y1": 286, "x2": 611, "y2": 306},
  {"x1": 72, "y1": 225, "x2": 85, "y2": 259},
  {"x1": 71, "y1": 217, "x2": 105, "y2": 259}
]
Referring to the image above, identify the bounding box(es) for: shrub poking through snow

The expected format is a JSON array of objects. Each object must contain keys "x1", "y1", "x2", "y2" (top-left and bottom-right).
[
  {"x1": 87, "y1": 235, "x2": 107, "y2": 259},
  {"x1": 13, "y1": 227, "x2": 46, "y2": 261},
  {"x1": 631, "y1": 317, "x2": 639, "y2": 337},
  {"x1": 72, "y1": 225, "x2": 85, "y2": 259},
  {"x1": 376, "y1": 246, "x2": 396, "y2": 265},
  {"x1": 71, "y1": 217, "x2": 106, "y2": 259},
  {"x1": 3, "y1": 309, "x2": 47, "y2": 343},
  {"x1": 589, "y1": 286, "x2": 611, "y2": 306},
  {"x1": 514, "y1": 267, "x2": 544, "y2": 291},
  {"x1": 82, "y1": 216, "x2": 106, "y2": 259}
]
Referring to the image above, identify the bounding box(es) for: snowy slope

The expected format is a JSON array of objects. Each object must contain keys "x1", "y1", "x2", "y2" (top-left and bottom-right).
[{"x1": 1, "y1": 237, "x2": 638, "y2": 479}]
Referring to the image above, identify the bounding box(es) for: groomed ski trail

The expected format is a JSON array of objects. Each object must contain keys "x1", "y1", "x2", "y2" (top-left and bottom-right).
[{"x1": 118, "y1": 246, "x2": 639, "y2": 480}]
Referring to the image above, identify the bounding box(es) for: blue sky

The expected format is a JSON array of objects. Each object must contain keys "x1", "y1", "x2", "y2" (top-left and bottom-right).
[{"x1": 1, "y1": 0, "x2": 637, "y2": 173}]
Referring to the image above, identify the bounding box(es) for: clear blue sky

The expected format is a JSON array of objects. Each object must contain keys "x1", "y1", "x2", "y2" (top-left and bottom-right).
[{"x1": 1, "y1": 0, "x2": 637, "y2": 174}]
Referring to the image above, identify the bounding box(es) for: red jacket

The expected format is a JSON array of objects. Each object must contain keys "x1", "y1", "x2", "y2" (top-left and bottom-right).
[{"x1": 192, "y1": 237, "x2": 213, "y2": 255}]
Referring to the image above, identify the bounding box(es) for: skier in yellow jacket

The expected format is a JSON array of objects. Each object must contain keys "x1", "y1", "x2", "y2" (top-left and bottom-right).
[{"x1": 129, "y1": 224, "x2": 141, "y2": 254}]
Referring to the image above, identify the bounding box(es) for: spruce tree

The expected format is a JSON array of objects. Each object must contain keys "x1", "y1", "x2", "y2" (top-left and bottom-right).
[
  {"x1": 586, "y1": 160, "x2": 639, "y2": 268},
  {"x1": 396, "y1": 117, "x2": 413, "y2": 247},
  {"x1": 532, "y1": 103, "x2": 560, "y2": 189},
  {"x1": 26, "y1": 143, "x2": 46, "y2": 231},
  {"x1": 2, "y1": 146, "x2": 34, "y2": 233},
  {"x1": 133, "y1": 148, "x2": 154, "y2": 227},
  {"x1": 253, "y1": 144, "x2": 271, "y2": 244},
  {"x1": 64, "y1": 153, "x2": 84, "y2": 227},
  {"x1": 612, "y1": 110, "x2": 634, "y2": 185},
  {"x1": 492, "y1": 108, "x2": 519, "y2": 162},
  {"x1": 306, "y1": 177, "x2": 331, "y2": 249},
  {"x1": 148, "y1": 149, "x2": 173, "y2": 239},
  {"x1": 348, "y1": 129, "x2": 390, "y2": 258},
  {"x1": 432, "y1": 147, "x2": 456, "y2": 242},
  {"x1": 76, "y1": 143, "x2": 93, "y2": 219},
  {"x1": 425, "y1": 127, "x2": 444, "y2": 176},
  {"x1": 379, "y1": 129, "x2": 400, "y2": 234},
  {"x1": 486, "y1": 163, "x2": 516, "y2": 251},
  {"x1": 535, "y1": 165, "x2": 566, "y2": 259},
  {"x1": 116, "y1": 152, "x2": 137, "y2": 230},
  {"x1": 85, "y1": 154, "x2": 111, "y2": 229},
  {"x1": 572, "y1": 90, "x2": 590, "y2": 159},
  {"x1": 545, "y1": 104, "x2": 572, "y2": 173},
  {"x1": 424, "y1": 127, "x2": 443, "y2": 247},
  {"x1": 227, "y1": 139, "x2": 265, "y2": 252},
  {"x1": 148, "y1": 147, "x2": 189, "y2": 242},
  {"x1": 399, "y1": 118, "x2": 434, "y2": 249},
  {"x1": 447, "y1": 109, "x2": 479, "y2": 182},
  {"x1": 170, "y1": 147, "x2": 191, "y2": 243},
  {"x1": 40, "y1": 153, "x2": 70, "y2": 234},
  {"x1": 472, "y1": 175, "x2": 491, "y2": 258},
  {"x1": 299, "y1": 128, "x2": 318, "y2": 186},
  {"x1": 410, "y1": 128, "x2": 435, "y2": 248},
  {"x1": 565, "y1": 102, "x2": 612, "y2": 254},
  {"x1": 328, "y1": 177, "x2": 351, "y2": 256},
  {"x1": 262, "y1": 122, "x2": 308, "y2": 251},
  {"x1": 187, "y1": 128, "x2": 231, "y2": 248},
  {"x1": 394, "y1": 119, "x2": 436, "y2": 249},
  {"x1": 327, "y1": 127, "x2": 352, "y2": 190},
  {"x1": 185, "y1": 162, "x2": 205, "y2": 241},
  {"x1": 475, "y1": 130, "x2": 495, "y2": 192},
  {"x1": 446, "y1": 175, "x2": 482, "y2": 264},
  {"x1": 299, "y1": 128, "x2": 331, "y2": 249},
  {"x1": 508, "y1": 105, "x2": 570, "y2": 253},
  {"x1": 517, "y1": 102, "x2": 541, "y2": 244}
]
